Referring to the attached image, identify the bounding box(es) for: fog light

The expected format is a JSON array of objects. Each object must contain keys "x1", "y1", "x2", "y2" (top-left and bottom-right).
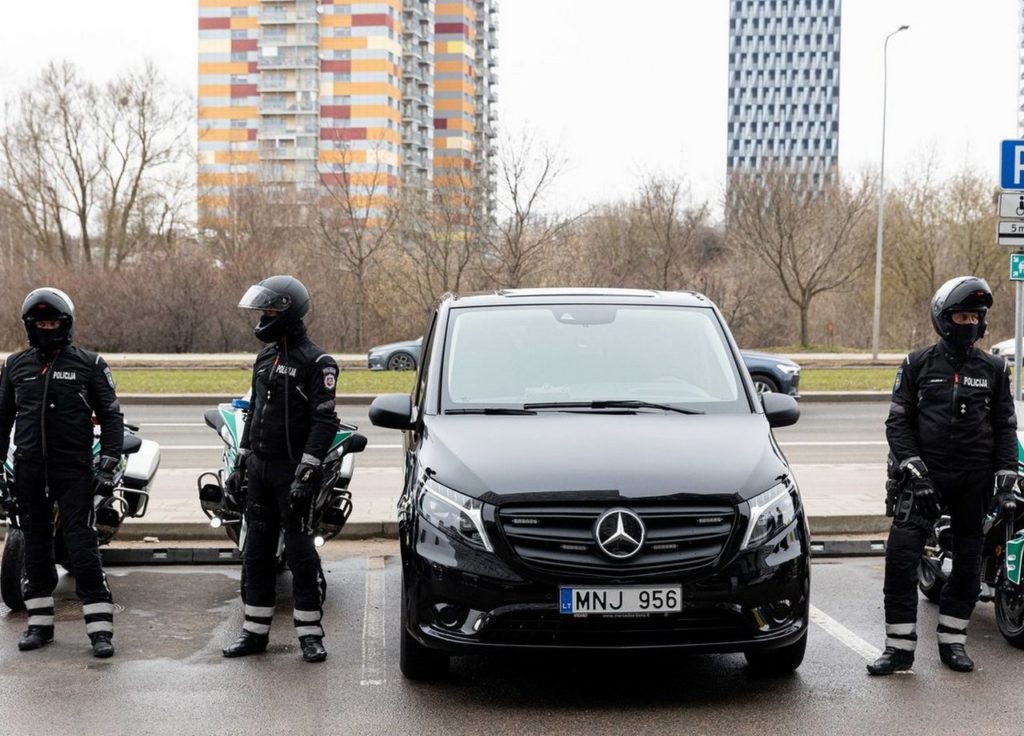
[
  {"x1": 314, "y1": 536, "x2": 325, "y2": 548},
  {"x1": 434, "y1": 603, "x2": 466, "y2": 629},
  {"x1": 766, "y1": 599, "x2": 792, "y2": 625},
  {"x1": 210, "y1": 517, "x2": 223, "y2": 529}
]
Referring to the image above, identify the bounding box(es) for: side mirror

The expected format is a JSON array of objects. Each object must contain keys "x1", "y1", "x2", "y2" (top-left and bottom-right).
[
  {"x1": 762, "y1": 392, "x2": 799, "y2": 428},
  {"x1": 369, "y1": 394, "x2": 415, "y2": 431}
]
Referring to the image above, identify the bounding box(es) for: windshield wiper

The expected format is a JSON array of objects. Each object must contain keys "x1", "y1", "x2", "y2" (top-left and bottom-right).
[
  {"x1": 444, "y1": 408, "x2": 537, "y2": 415},
  {"x1": 522, "y1": 400, "x2": 704, "y2": 415}
]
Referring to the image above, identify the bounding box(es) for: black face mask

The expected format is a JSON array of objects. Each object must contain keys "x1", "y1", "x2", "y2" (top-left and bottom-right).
[
  {"x1": 29, "y1": 324, "x2": 71, "y2": 352},
  {"x1": 947, "y1": 322, "x2": 981, "y2": 351},
  {"x1": 254, "y1": 314, "x2": 287, "y2": 343}
]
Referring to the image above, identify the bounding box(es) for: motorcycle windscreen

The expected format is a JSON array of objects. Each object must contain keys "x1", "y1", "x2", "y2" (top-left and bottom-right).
[{"x1": 238, "y1": 284, "x2": 291, "y2": 312}]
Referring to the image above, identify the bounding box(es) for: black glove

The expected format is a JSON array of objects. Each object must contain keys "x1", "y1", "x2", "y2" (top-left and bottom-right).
[
  {"x1": 902, "y1": 458, "x2": 941, "y2": 521},
  {"x1": 224, "y1": 450, "x2": 249, "y2": 504},
  {"x1": 0, "y1": 471, "x2": 14, "y2": 518},
  {"x1": 993, "y1": 470, "x2": 1019, "y2": 516},
  {"x1": 94, "y1": 455, "x2": 119, "y2": 494},
  {"x1": 289, "y1": 461, "x2": 318, "y2": 533}
]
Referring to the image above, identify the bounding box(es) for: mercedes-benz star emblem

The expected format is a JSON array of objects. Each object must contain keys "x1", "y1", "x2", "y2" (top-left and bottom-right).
[{"x1": 594, "y1": 508, "x2": 645, "y2": 560}]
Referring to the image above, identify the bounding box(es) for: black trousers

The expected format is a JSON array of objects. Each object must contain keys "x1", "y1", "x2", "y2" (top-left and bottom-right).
[
  {"x1": 16, "y1": 459, "x2": 113, "y2": 637},
  {"x1": 241, "y1": 454, "x2": 324, "y2": 639},
  {"x1": 882, "y1": 466, "x2": 988, "y2": 650}
]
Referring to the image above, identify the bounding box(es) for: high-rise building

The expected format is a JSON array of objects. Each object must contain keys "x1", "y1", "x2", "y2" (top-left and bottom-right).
[
  {"x1": 197, "y1": 0, "x2": 497, "y2": 224},
  {"x1": 727, "y1": 0, "x2": 841, "y2": 187}
]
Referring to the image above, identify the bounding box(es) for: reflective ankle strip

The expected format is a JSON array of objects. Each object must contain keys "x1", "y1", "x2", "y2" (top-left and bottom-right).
[
  {"x1": 25, "y1": 597, "x2": 55, "y2": 610},
  {"x1": 244, "y1": 604, "x2": 274, "y2": 618},
  {"x1": 83, "y1": 602, "x2": 115, "y2": 616},
  {"x1": 243, "y1": 621, "x2": 271, "y2": 635},
  {"x1": 937, "y1": 614, "x2": 968, "y2": 644},
  {"x1": 294, "y1": 608, "x2": 323, "y2": 638},
  {"x1": 885, "y1": 637, "x2": 916, "y2": 651},
  {"x1": 293, "y1": 609, "x2": 321, "y2": 622},
  {"x1": 28, "y1": 616, "x2": 55, "y2": 627},
  {"x1": 86, "y1": 621, "x2": 114, "y2": 634},
  {"x1": 885, "y1": 622, "x2": 917, "y2": 651},
  {"x1": 295, "y1": 625, "x2": 324, "y2": 638}
]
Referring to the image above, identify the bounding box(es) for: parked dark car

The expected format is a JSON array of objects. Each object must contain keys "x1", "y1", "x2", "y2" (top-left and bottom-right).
[
  {"x1": 369, "y1": 338, "x2": 800, "y2": 397},
  {"x1": 370, "y1": 288, "x2": 808, "y2": 680}
]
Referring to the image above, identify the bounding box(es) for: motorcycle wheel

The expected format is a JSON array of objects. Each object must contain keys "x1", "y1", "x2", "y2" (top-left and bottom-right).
[
  {"x1": 995, "y1": 584, "x2": 1024, "y2": 648},
  {"x1": 1, "y1": 528, "x2": 27, "y2": 611},
  {"x1": 918, "y1": 550, "x2": 947, "y2": 604}
]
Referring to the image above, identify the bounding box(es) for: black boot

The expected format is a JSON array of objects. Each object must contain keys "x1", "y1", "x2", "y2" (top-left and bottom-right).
[
  {"x1": 866, "y1": 647, "x2": 915, "y2": 676},
  {"x1": 18, "y1": 626, "x2": 54, "y2": 652},
  {"x1": 90, "y1": 633, "x2": 115, "y2": 659},
  {"x1": 939, "y1": 643, "x2": 974, "y2": 672},
  {"x1": 299, "y1": 635, "x2": 326, "y2": 663},
  {"x1": 222, "y1": 630, "x2": 269, "y2": 658}
]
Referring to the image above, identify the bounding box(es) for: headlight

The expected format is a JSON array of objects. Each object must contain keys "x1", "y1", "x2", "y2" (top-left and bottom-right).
[
  {"x1": 775, "y1": 363, "x2": 800, "y2": 375},
  {"x1": 418, "y1": 477, "x2": 493, "y2": 552},
  {"x1": 742, "y1": 480, "x2": 797, "y2": 549}
]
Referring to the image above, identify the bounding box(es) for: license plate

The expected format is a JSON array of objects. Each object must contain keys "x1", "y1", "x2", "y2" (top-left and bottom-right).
[{"x1": 559, "y1": 586, "x2": 682, "y2": 615}]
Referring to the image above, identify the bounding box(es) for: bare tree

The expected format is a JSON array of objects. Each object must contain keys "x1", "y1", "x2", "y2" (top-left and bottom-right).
[
  {"x1": 633, "y1": 175, "x2": 713, "y2": 290},
  {"x1": 314, "y1": 144, "x2": 399, "y2": 348},
  {"x1": 95, "y1": 61, "x2": 192, "y2": 268},
  {"x1": 727, "y1": 168, "x2": 876, "y2": 346},
  {"x1": 484, "y1": 132, "x2": 578, "y2": 288}
]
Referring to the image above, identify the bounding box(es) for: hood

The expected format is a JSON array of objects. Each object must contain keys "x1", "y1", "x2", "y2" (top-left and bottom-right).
[
  {"x1": 741, "y1": 351, "x2": 799, "y2": 367},
  {"x1": 419, "y1": 412, "x2": 790, "y2": 506},
  {"x1": 369, "y1": 338, "x2": 421, "y2": 353}
]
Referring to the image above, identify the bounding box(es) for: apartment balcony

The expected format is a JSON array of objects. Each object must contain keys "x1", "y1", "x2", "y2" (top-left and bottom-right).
[
  {"x1": 259, "y1": 7, "x2": 319, "y2": 25},
  {"x1": 259, "y1": 98, "x2": 319, "y2": 115},
  {"x1": 259, "y1": 144, "x2": 318, "y2": 160},
  {"x1": 258, "y1": 51, "x2": 319, "y2": 70}
]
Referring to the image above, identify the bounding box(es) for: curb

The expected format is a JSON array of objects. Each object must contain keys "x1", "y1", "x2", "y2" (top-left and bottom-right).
[
  {"x1": 119, "y1": 392, "x2": 890, "y2": 406},
  {"x1": 96, "y1": 515, "x2": 892, "y2": 542}
]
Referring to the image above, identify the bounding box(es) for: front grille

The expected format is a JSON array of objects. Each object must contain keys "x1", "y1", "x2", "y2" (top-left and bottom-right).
[
  {"x1": 481, "y1": 607, "x2": 750, "y2": 647},
  {"x1": 498, "y1": 502, "x2": 737, "y2": 579}
]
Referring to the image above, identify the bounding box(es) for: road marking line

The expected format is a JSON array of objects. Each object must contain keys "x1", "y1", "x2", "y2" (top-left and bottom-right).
[
  {"x1": 809, "y1": 604, "x2": 881, "y2": 662},
  {"x1": 360, "y1": 556, "x2": 387, "y2": 686},
  {"x1": 780, "y1": 441, "x2": 887, "y2": 446},
  {"x1": 157, "y1": 443, "x2": 402, "y2": 450}
]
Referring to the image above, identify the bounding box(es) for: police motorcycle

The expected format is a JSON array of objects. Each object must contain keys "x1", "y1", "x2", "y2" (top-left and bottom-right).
[
  {"x1": 914, "y1": 405, "x2": 1024, "y2": 646},
  {"x1": 196, "y1": 396, "x2": 367, "y2": 597},
  {"x1": 0, "y1": 424, "x2": 161, "y2": 611}
]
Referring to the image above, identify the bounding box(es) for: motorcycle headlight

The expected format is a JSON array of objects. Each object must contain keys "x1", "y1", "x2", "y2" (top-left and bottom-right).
[
  {"x1": 742, "y1": 480, "x2": 797, "y2": 549},
  {"x1": 418, "y1": 477, "x2": 493, "y2": 552}
]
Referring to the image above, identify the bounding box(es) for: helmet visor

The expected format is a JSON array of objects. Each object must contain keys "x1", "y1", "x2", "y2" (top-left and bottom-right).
[{"x1": 238, "y1": 284, "x2": 293, "y2": 312}]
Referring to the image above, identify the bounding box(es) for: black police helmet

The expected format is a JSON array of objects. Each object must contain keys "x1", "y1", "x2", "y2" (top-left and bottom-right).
[
  {"x1": 21, "y1": 287, "x2": 75, "y2": 350},
  {"x1": 238, "y1": 275, "x2": 310, "y2": 343},
  {"x1": 930, "y1": 276, "x2": 992, "y2": 347}
]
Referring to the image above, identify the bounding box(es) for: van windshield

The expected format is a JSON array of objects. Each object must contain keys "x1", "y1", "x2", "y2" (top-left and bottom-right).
[{"x1": 441, "y1": 304, "x2": 750, "y2": 414}]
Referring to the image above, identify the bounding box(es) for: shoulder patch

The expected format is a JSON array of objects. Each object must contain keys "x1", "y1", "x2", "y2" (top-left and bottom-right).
[
  {"x1": 104, "y1": 367, "x2": 116, "y2": 389},
  {"x1": 324, "y1": 372, "x2": 336, "y2": 390},
  {"x1": 893, "y1": 368, "x2": 903, "y2": 392}
]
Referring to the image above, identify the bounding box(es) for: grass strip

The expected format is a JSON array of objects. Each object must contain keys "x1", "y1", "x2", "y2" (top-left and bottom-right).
[{"x1": 112, "y1": 369, "x2": 416, "y2": 395}]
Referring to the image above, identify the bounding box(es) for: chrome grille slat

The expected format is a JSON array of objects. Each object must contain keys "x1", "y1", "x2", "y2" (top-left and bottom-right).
[{"x1": 498, "y1": 501, "x2": 737, "y2": 577}]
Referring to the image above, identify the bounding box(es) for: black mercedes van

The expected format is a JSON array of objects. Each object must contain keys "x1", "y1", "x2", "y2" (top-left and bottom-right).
[{"x1": 369, "y1": 288, "x2": 808, "y2": 680}]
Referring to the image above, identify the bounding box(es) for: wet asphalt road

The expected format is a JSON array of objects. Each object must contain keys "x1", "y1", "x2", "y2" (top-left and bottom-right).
[{"x1": 1, "y1": 544, "x2": 1022, "y2": 736}]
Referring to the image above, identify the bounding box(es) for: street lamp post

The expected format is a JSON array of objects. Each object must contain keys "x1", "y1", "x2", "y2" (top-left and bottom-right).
[{"x1": 870, "y1": 24, "x2": 909, "y2": 360}]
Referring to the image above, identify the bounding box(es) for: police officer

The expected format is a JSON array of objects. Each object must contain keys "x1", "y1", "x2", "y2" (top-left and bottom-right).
[
  {"x1": 222, "y1": 275, "x2": 340, "y2": 663},
  {"x1": 0, "y1": 288, "x2": 123, "y2": 658},
  {"x1": 868, "y1": 276, "x2": 1018, "y2": 675}
]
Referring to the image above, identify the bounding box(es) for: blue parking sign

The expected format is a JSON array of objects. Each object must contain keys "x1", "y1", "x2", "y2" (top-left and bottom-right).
[{"x1": 1002, "y1": 140, "x2": 1024, "y2": 190}]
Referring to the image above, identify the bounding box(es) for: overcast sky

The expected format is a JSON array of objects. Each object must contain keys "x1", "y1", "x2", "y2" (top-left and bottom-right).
[{"x1": 0, "y1": 1, "x2": 1019, "y2": 213}]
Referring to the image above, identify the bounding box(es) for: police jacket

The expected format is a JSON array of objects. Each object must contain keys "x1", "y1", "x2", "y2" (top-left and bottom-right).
[
  {"x1": 0, "y1": 345, "x2": 124, "y2": 464},
  {"x1": 885, "y1": 342, "x2": 1017, "y2": 473},
  {"x1": 239, "y1": 327, "x2": 340, "y2": 464}
]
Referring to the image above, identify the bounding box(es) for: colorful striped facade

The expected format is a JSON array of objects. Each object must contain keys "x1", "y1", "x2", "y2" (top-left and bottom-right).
[
  {"x1": 432, "y1": 1, "x2": 497, "y2": 191},
  {"x1": 198, "y1": 0, "x2": 497, "y2": 224}
]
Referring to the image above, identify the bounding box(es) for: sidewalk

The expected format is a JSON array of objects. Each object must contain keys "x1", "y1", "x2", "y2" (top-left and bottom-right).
[{"x1": 91, "y1": 461, "x2": 888, "y2": 542}]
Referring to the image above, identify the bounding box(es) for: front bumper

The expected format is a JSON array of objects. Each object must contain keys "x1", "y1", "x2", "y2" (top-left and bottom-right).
[
  {"x1": 401, "y1": 515, "x2": 810, "y2": 655},
  {"x1": 367, "y1": 354, "x2": 385, "y2": 371}
]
